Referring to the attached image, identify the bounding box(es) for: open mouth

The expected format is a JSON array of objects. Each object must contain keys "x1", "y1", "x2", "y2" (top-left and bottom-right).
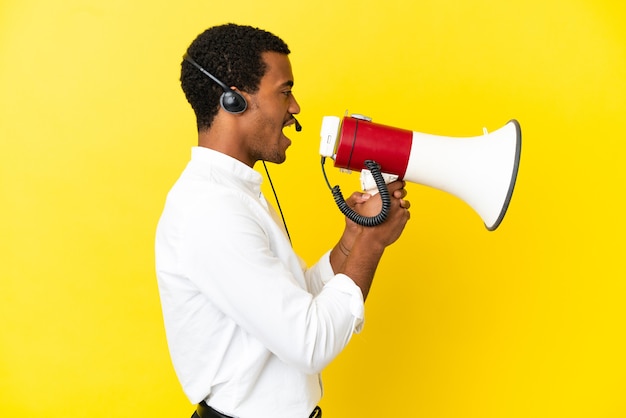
[
  {"x1": 283, "y1": 115, "x2": 301, "y2": 132},
  {"x1": 283, "y1": 118, "x2": 296, "y2": 129}
]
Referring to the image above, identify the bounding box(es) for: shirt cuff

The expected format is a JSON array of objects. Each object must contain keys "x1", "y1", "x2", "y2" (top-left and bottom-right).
[
  {"x1": 325, "y1": 273, "x2": 365, "y2": 333},
  {"x1": 318, "y1": 250, "x2": 335, "y2": 285}
]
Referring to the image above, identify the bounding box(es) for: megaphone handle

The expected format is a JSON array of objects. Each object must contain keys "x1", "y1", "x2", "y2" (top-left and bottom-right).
[
  {"x1": 331, "y1": 160, "x2": 391, "y2": 227},
  {"x1": 361, "y1": 169, "x2": 399, "y2": 195}
]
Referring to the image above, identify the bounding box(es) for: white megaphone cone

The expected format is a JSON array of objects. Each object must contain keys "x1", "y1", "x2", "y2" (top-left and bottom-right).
[{"x1": 319, "y1": 114, "x2": 521, "y2": 230}]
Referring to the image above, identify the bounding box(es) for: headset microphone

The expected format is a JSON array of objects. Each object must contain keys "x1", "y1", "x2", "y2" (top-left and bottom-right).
[{"x1": 294, "y1": 117, "x2": 302, "y2": 132}]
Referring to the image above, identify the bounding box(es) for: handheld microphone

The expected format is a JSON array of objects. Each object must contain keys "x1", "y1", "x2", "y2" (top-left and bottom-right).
[{"x1": 293, "y1": 117, "x2": 302, "y2": 132}]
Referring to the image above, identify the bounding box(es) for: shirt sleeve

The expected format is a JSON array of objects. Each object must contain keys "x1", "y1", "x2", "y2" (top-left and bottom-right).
[
  {"x1": 304, "y1": 252, "x2": 365, "y2": 333},
  {"x1": 302, "y1": 250, "x2": 333, "y2": 295},
  {"x1": 179, "y1": 188, "x2": 364, "y2": 374}
]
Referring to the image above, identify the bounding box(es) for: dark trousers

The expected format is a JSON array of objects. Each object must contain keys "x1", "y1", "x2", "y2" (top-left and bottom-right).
[{"x1": 192, "y1": 401, "x2": 322, "y2": 418}]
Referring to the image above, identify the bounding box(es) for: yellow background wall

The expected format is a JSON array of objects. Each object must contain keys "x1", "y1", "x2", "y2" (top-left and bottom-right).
[{"x1": 1, "y1": 0, "x2": 625, "y2": 416}]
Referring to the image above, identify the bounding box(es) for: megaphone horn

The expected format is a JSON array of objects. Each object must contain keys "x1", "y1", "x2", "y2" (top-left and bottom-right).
[{"x1": 319, "y1": 114, "x2": 521, "y2": 231}]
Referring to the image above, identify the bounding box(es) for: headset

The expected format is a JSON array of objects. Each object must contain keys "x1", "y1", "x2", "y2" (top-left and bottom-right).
[
  {"x1": 183, "y1": 52, "x2": 248, "y2": 114},
  {"x1": 183, "y1": 52, "x2": 302, "y2": 131}
]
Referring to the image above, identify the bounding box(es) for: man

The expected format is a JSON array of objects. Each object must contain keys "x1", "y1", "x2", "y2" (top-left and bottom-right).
[{"x1": 155, "y1": 23, "x2": 410, "y2": 418}]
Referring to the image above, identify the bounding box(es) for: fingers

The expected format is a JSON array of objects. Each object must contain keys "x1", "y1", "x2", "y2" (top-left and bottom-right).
[
  {"x1": 386, "y1": 180, "x2": 406, "y2": 195},
  {"x1": 391, "y1": 182, "x2": 410, "y2": 215},
  {"x1": 394, "y1": 189, "x2": 408, "y2": 200},
  {"x1": 396, "y1": 196, "x2": 411, "y2": 223},
  {"x1": 387, "y1": 181, "x2": 409, "y2": 208},
  {"x1": 345, "y1": 181, "x2": 409, "y2": 216},
  {"x1": 345, "y1": 191, "x2": 372, "y2": 208}
]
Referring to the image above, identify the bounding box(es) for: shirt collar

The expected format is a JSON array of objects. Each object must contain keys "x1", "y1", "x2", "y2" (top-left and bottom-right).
[{"x1": 190, "y1": 146, "x2": 263, "y2": 194}]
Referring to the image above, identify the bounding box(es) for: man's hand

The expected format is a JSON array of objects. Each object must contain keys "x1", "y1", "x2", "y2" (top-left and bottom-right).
[
  {"x1": 330, "y1": 180, "x2": 411, "y2": 300},
  {"x1": 342, "y1": 181, "x2": 411, "y2": 244}
]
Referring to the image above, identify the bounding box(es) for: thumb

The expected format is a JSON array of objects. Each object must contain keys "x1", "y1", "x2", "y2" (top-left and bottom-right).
[{"x1": 345, "y1": 191, "x2": 372, "y2": 208}]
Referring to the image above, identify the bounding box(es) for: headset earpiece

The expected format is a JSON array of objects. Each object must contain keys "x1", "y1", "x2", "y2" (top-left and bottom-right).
[
  {"x1": 220, "y1": 90, "x2": 247, "y2": 114},
  {"x1": 183, "y1": 53, "x2": 248, "y2": 114}
]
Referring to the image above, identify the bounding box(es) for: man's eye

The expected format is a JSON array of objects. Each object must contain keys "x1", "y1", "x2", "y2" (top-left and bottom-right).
[{"x1": 283, "y1": 91, "x2": 292, "y2": 96}]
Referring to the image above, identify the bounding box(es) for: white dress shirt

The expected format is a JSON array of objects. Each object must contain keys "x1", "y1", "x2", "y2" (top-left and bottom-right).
[{"x1": 155, "y1": 147, "x2": 364, "y2": 418}]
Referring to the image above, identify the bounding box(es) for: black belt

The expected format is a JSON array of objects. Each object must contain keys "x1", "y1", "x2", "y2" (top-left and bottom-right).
[
  {"x1": 196, "y1": 401, "x2": 232, "y2": 418},
  {"x1": 196, "y1": 401, "x2": 322, "y2": 418}
]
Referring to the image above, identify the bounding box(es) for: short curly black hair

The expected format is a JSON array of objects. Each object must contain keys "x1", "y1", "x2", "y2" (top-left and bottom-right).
[{"x1": 180, "y1": 23, "x2": 291, "y2": 131}]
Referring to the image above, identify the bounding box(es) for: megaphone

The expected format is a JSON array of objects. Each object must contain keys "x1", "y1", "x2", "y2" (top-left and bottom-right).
[{"x1": 319, "y1": 114, "x2": 521, "y2": 230}]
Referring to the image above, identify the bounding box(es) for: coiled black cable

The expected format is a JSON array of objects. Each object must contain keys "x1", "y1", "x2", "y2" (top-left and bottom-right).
[{"x1": 322, "y1": 158, "x2": 391, "y2": 227}]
